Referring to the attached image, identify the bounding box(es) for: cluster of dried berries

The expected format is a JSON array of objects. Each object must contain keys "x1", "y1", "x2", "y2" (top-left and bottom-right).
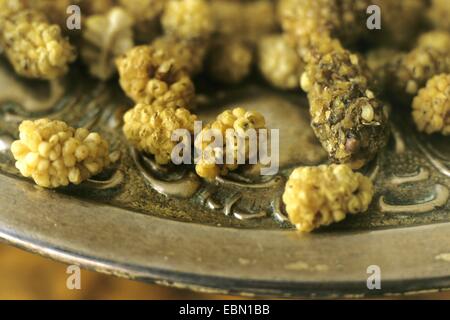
[
  {"x1": 0, "y1": 0, "x2": 76, "y2": 79},
  {"x1": 123, "y1": 103, "x2": 197, "y2": 165},
  {"x1": 283, "y1": 164, "x2": 374, "y2": 232},
  {"x1": 11, "y1": 119, "x2": 111, "y2": 188},
  {"x1": 393, "y1": 31, "x2": 450, "y2": 97},
  {"x1": 161, "y1": 0, "x2": 213, "y2": 41},
  {"x1": 412, "y1": 74, "x2": 450, "y2": 136},
  {"x1": 116, "y1": 45, "x2": 195, "y2": 109},
  {"x1": 257, "y1": 34, "x2": 305, "y2": 90},
  {"x1": 195, "y1": 108, "x2": 266, "y2": 180}
]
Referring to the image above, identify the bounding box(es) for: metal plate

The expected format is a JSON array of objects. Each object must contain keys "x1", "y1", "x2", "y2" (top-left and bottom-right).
[{"x1": 0, "y1": 59, "x2": 449, "y2": 298}]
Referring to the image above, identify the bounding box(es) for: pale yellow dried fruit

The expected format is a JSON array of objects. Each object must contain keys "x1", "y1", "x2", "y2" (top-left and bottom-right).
[
  {"x1": 116, "y1": 45, "x2": 195, "y2": 109},
  {"x1": 394, "y1": 32, "x2": 450, "y2": 96},
  {"x1": 161, "y1": 0, "x2": 213, "y2": 41},
  {"x1": 412, "y1": 74, "x2": 450, "y2": 135},
  {"x1": 123, "y1": 103, "x2": 197, "y2": 165},
  {"x1": 283, "y1": 164, "x2": 373, "y2": 232},
  {"x1": 258, "y1": 34, "x2": 304, "y2": 90},
  {"x1": 11, "y1": 119, "x2": 111, "y2": 188},
  {"x1": 0, "y1": 1, "x2": 76, "y2": 79},
  {"x1": 195, "y1": 107, "x2": 266, "y2": 180}
]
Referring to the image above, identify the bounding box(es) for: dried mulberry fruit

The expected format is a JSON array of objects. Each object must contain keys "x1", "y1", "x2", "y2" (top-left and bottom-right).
[
  {"x1": 0, "y1": 2, "x2": 76, "y2": 79},
  {"x1": 412, "y1": 74, "x2": 450, "y2": 135},
  {"x1": 195, "y1": 107, "x2": 266, "y2": 180},
  {"x1": 11, "y1": 119, "x2": 111, "y2": 188},
  {"x1": 257, "y1": 34, "x2": 305, "y2": 90},
  {"x1": 428, "y1": 0, "x2": 450, "y2": 31},
  {"x1": 152, "y1": 35, "x2": 208, "y2": 76},
  {"x1": 116, "y1": 45, "x2": 196, "y2": 109},
  {"x1": 81, "y1": 7, "x2": 134, "y2": 80},
  {"x1": 394, "y1": 32, "x2": 450, "y2": 97},
  {"x1": 301, "y1": 39, "x2": 390, "y2": 168},
  {"x1": 282, "y1": 164, "x2": 374, "y2": 232},
  {"x1": 207, "y1": 38, "x2": 253, "y2": 84},
  {"x1": 123, "y1": 103, "x2": 197, "y2": 165},
  {"x1": 161, "y1": 0, "x2": 213, "y2": 41}
]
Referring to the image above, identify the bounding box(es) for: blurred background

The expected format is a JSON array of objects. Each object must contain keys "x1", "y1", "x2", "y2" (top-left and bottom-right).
[{"x1": 0, "y1": 243, "x2": 448, "y2": 300}]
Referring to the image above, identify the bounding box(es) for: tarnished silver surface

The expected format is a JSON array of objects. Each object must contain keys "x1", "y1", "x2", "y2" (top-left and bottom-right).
[{"x1": 0, "y1": 58, "x2": 449, "y2": 298}]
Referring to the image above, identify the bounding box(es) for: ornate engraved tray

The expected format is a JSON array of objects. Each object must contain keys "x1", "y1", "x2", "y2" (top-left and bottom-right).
[{"x1": 0, "y1": 59, "x2": 449, "y2": 298}]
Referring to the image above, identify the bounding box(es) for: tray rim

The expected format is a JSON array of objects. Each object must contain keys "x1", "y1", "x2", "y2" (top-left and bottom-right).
[{"x1": 0, "y1": 173, "x2": 450, "y2": 298}]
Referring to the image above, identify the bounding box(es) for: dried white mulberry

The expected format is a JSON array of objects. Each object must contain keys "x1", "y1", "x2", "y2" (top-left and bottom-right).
[
  {"x1": 11, "y1": 119, "x2": 111, "y2": 188},
  {"x1": 195, "y1": 107, "x2": 266, "y2": 180},
  {"x1": 161, "y1": 0, "x2": 213, "y2": 41},
  {"x1": 394, "y1": 31, "x2": 450, "y2": 96},
  {"x1": 282, "y1": 164, "x2": 374, "y2": 232},
  {"x1": 81, "y1": 7, "x2": 134, "y2": 80},
  {"x1": 0, "y1": 1, "x2": 76, "y2": 79},
  {"x1": 123, "y1": 103, "x2": 197, "y2": 165},
  {"x1": 116, "y1": 45, "x2": 196, "y2": 109},
  {"x1": 412, "y1": 74, "x2": 450, "y2": 135},
  {"x1": 258, "y1": 34, "x2": 304, "y2": 90}
]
